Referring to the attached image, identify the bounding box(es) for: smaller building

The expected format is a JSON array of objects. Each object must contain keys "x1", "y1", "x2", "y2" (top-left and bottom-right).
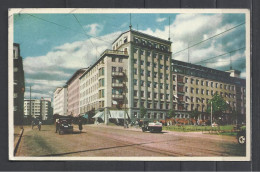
[
  {"x1": 66, "y1": 68, "x2": 87, "y2": 117},
  {"x1": 53, "y1": 86, "x2": 68, "y2": 116},
  {"x1": 24, "y1": 98, "x2": 52, "y2": 120}
]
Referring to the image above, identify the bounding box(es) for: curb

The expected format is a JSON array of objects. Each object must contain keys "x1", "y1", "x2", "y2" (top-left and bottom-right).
[{"x1": 14, "y1": 128, "x2": 24, "y2": 156}]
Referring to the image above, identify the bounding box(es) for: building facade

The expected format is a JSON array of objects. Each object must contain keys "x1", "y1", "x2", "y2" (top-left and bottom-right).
[
  {"x1": 13, "y1": 43, "x2": 25, "y2": 125},
  {"x1": 24, "y1": 98, "x2": 52, "y2": 120},
  {"x1": 53, "y1": 86, "x2": 68, "y2": 116},
  {"x1": 171, "y1": 59, "x2": 246, "y2": 121},
  {"x1": 79, "y1": 29, "x2": 173, "y2": 122},
  {"x1": 66, "y1": 69, "x2": 87, "y2": 117}
]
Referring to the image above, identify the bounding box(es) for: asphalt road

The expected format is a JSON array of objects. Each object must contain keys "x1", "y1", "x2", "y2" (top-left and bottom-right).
[{"x1": 16, "y1": 124, "x2": 245, "y2": 157}]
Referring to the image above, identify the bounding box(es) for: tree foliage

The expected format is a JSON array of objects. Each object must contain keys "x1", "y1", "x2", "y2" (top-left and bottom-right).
[
  {"x1": 190, "y1": 109, "x2": 200, "y2": 119},
  {"x1": 206, "y1": 94, "x2": 229, "y2": 119},
  {"x1": 167, "y1": 109, "x2": 175, "y2": 119},
  {"x1": 140, "y1": 106, "x2": 147, "y2": 118}
]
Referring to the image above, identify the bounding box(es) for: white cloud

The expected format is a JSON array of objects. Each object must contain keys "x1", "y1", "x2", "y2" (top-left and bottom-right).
[
  {"x1": 23, "y1": 31, "x2": 121, "y2": 99},
  {"x1": 156, "y1": 17, "x2": 167, "y2": 22},
  {"x1": 84, "y1": 23, "x2": 103, "y2": 36}
]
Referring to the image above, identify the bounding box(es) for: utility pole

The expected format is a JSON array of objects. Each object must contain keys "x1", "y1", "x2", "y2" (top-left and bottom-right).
[
  {"x1": 211, "y1": 101, "x2": 213, "y2": 127},
  {"x1": 30, "y1": 86, "x2": 32, "y2": 119},
  {"x1": 168, "y1": 16, "x2": 171, "y2": 41}
]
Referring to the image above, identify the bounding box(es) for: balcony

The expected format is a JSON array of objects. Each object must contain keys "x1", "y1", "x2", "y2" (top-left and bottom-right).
[
  {"x1": 112, "y1": 83, "x2": 124, "y2": 87},
  {"x1": 112, "y1": 71, "x2": 124, "y2": 77},
  {"x1": 112, "y1": 94, "x2": 124, "y2": 99}
]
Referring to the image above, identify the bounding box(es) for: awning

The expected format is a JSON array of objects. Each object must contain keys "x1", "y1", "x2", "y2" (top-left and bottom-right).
[
  {"x1": 109, "y1": 110, "x2": 125, "y2": 119},
  {"x1": 92, "y1": 111, "x2": 104, "y2": 120}
]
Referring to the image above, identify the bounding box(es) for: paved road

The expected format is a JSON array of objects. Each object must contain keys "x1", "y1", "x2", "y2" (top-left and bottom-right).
[{"x1": 16, "y1": 124, "x2": 245, "y2": 157}]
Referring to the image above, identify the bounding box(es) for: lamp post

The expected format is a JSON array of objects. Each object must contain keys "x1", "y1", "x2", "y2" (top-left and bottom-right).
[{"x1": 123, "y1": 69, "x2": 127, "y2": 128}]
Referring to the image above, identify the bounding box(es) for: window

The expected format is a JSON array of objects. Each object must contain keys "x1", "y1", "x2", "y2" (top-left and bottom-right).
[
  {"x1": 185, "y1": 86, "x2": 188, "y2": 92},
  {"x1": 154, "y1": 82, "x2": 157, "y2": 88},
  {"x1": 134, "y1": 59, "x2": 137, "y2": 64},
  {"x1": 201, "y1": 89, "x2": 204, "y2": 95},
  {"x1": 165, "y1": 56, "x2": 169, "y2": 61},
  {"x1": 134, "y1": 101, "x2": 138, "y2": 107},
  {"x1": 134, "y1": 90, "x2": 137, "y2": 96},
  {"x1": 119, "y1": 67, "x2": 123, "y2": 72},
  {"x1": 141, "y1": 60, "x2": 144, "y2": 65},
  {"x1": 196, "y1": 88, "x2": 199, "y2": 94},
  {"x1": 154, "y1": 93, "x2": 157, "y2": 98},
  {"x1": 147, "y1": 92, "x2": 151, "y2": 98},
  {"x1": 147, "y1": 51, "x2": 151, "y2": 56},
  {"x1": 191, "y1": 78, "x2": 194, "y2": 84},
  {"x1": 141, "y1": 80, "x2": 144, "y2": 86},
  {"x1": 147, "y1": 81, "x2": 151, "y2": 87},
  {"x1": 166, "y1": 84, "x2": 169, "y2": 90},
  {"x1": 165, "y1": 74, "x2": 169, "y2": 80},
  {"x1": 124, "y1": 37, "x2": 127, "y2": 43},
  {"x1": 112, "y1": 57, "x2": 116, "y2": 62},
  {"x1": 140, "y1": 50, "x2": 144, "y2": 55},
  {"x1": 173, "y1": 85, "x2": 176, "y2": 91},
  {"x1": 201, "y1": 80, "x2": 204, "y2": 86},
  {"x1": 196, "y1": 80, "x2": 199, "y2": 85},
  {"x1": 141, "y1": 69, "x2": 144, "y2": 76},
  {"x1": 159, "y1": 54, "x2": 163, "y2": 60},
  {"x1": 160, "y1": 73, "x2": 163, "y2": 79},
  {"x1": 154, "y1": 113, "x2": 157, "y2": 118},
  {"x1": 206, "y1": 90, "x2": 209, "y2": 95},
  {"x1": 153, "y1": 63, "x2": 157, "y2": 68},
  {"x1": 134, "y1": 48, "x2": 138, "y2": 54},
  {"x1": 112, "y1": 67, "x2": 116, "y2": 72},
  {"x1": 220, "y1": 84, "x2": 223, "y2": 89},
  {"x1": 160, "y1": 93, "x2": 164, "y2": 99},
  {"x1": 160, "y1": 83, "x2": 163, "y2": 89},
  {"x1": 211, "y1": 90, "x2": 214, "y2": 95},
  {"x1": 119, "y1": 58, "x2": 123, "y2": 63},
  {"x1": 185, "y1": 77, "x2": 188, "y2": 83},
  {"x1": 211, "y1": 82, "x2": 213, "y2": 87},
  {"x1": 215, "y1": 83, "x2": 218, "y2": 88},
  {"x1": 134, "y1": 79, "x2": 137, "y2": 85},
  {"x1": 134, "y1": 68, "x2": 137, "y2": 75},
  {"x1": 147, "y1": 62, "x2": 150, "y2": 66},
  {"x1": 165, "y1": 66, "x2": 169, "y2": 70},
  {"x1": 154, "y1": 72, "x2": 157, "y2": 78},
  {"x1": 147, "y1": 71, "x2": 151, "y2": 77},
  {"x1": 166, "y1": 94, "x2": 169, "y2": 100},
  {"x1": 160, "y1": 64, "x2": 163, "y2": 69},
  {"x1": 173, "y1": 75, "x2": 176, "y2": 81},
  {"x1": 196, "y1": 97, "x2": 199, "y2": 103},
  {"x1": 206, "y1": 81, "x2": 209, "y2": 86},
  {"x1": 141, "y1": 91, "x2": 144, "y2": 97},
  {"x1": 191, "y1": 87, "x2": 194, "y2": 93},
  {"x1": 148, "y1": 113, "x2": 151, "y2": 118}
]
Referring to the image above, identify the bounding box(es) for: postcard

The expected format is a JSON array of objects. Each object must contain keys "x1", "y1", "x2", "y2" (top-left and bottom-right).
[{"x1": 9, "y1": 8, "x2": 250, "y2": 161}]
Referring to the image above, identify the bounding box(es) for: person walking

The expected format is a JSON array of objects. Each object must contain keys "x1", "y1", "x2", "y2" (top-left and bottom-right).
[{"x1": 78, "y1": 117, "x2": 83, "y2": 133}]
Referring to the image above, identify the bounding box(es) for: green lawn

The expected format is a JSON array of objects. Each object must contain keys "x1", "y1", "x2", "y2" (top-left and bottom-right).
[{"x1": 163, "y1": 125, "x2": 236, "y2": 134}]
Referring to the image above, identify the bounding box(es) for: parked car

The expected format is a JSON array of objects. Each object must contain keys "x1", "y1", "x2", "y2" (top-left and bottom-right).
[
  {"x1": 142, "y1": 120, "x2": 162, "y2": 133},
  {"x1": 57, "y1": 118, "x2": 73, "y2": 135},
  {"x1": 237, "y1": 126, "x2": 246, "y2": 145}
]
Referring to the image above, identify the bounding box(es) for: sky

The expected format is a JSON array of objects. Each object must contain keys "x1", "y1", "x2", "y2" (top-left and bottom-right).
[{"x1": 13, "y1": 12, "x2": 246, "y2": 100}]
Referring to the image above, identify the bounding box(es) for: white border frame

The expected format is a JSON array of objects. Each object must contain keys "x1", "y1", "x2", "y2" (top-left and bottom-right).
[{"x1": 8, "y1": 8, "x2": 251, "y2": 161}]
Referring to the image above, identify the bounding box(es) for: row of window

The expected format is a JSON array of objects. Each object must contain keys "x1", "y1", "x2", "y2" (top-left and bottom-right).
[
  {"x1": 133, "y1": 112, "x2": 164, "y2": 119},
  {"x1": 133, "y1": 100, "x2": 170, "y2": 109},
  {"x1": 112, "y1": 57, "x2": 123, "y2": 63},
  {"x1": 133, "y1": 79, "x2": 169, "y2": 89},
  {"x1": 133, "y1": 37, "x2": 170, "y2": 52},
  {"x1": 134, "y1": 90, "x2": 170, "y2": 99},
  {"x1": 173, "y1": 75, "x2": 236, "y2": 91}
]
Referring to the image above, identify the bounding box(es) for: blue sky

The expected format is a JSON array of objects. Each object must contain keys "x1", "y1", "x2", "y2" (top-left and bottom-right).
[{"x1": 13, "y1": 12, "x2": 246, "y2": 99}]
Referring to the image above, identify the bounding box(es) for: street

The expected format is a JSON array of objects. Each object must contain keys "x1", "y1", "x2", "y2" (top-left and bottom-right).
[{"x1": 16, "y1": 124, "x2": 246, "y2": 157}]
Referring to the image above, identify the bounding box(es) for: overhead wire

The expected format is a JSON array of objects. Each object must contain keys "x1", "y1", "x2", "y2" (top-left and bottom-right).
[{"x1": 172, "y1": 22, "x2": 245, "y2": 56}]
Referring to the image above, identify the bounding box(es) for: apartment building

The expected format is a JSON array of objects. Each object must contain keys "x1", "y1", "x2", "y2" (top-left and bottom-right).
[
  {"x1": 79, "y1": 29, "x2": 173, "y2": 123},
  {"x1": 13, "y1": 43, "x2": 25, "y2": 125},
  {"x1": 66, "y1": 68, "x2": 87, "y2": 117},
  {"x1": 53, "y1": 86, "x2": 68, "y2": 116},
  {"x1": 24, "y1": 98, "x2": 52, "y2": 120},
  {"x1": 171, "y1": 59, "x2": 246, "y2": 121}
]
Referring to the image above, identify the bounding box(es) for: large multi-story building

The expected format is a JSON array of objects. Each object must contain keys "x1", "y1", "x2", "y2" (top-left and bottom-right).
[
  {"x1": 53, "y1": 86, "x2": 68, "y2": 116},
  {"x1": 171, "y1": 59, "x2": 246, "y2": 121},
  {"x1": 24, "y1": 98, "x2": 52, "y2": 120},
  {"x1": 66, "y1": 68, "x2": 87, "y2": 117},
  {"x1": 79, "y1": 28, "x2": 173, "y2": 123},
  {"x1": 13, "y1": 43, "x2": 25, "y2": 125}
]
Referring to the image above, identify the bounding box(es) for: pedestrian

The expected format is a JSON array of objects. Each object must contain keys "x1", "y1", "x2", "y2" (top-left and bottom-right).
[
  {"x1": 55, "y1": 118, "x2": 60, "y2": 133},
  {"x1": 78, "y1": 118, "x2": 83, "y2": 133}
]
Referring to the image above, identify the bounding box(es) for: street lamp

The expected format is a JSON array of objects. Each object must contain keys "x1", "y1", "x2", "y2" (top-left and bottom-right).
[
  {"x1": 211, "y1": 101, "x2": 213, "y2": 127},
  {"x1": 123, "y1": 69, "x2": 127, "y2": 128}
]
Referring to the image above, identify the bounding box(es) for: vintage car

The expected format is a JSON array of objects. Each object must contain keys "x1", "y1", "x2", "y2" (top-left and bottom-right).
[
  {"x1": 31, "y1": 118, "x2": 42, "y2": 131},
  {"x1": 142, "y1": 120, "x2": 162, "y2": 133},
  {"x1": 57, "y1": 118, "x2": 73, "y2": 135}
]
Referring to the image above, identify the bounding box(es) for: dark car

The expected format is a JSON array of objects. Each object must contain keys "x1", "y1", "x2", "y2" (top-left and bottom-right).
[
  {"x1": 57, "y1": 118, "x2": 73, "y2": 135},
  {"x1": 237, "y1": 127, "x2": 246, "y2": 145},
  {"x1": 141, "y1": 120, "x2": 162, "y2": 133}
]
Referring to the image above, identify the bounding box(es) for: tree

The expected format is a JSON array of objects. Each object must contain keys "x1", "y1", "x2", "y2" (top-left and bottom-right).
[
  {"x1": 206, "y1": 94, "x2": 229, "y2": 123},
  {"x1": 190, "y1": 109, "x2": 200, "y2": 125},
  {"x1": 167, "y1": 109, "x2": 175, "y2": 119},
  {"x1": 140, "y1": 106, "x2": 147, "y2": 119}
]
